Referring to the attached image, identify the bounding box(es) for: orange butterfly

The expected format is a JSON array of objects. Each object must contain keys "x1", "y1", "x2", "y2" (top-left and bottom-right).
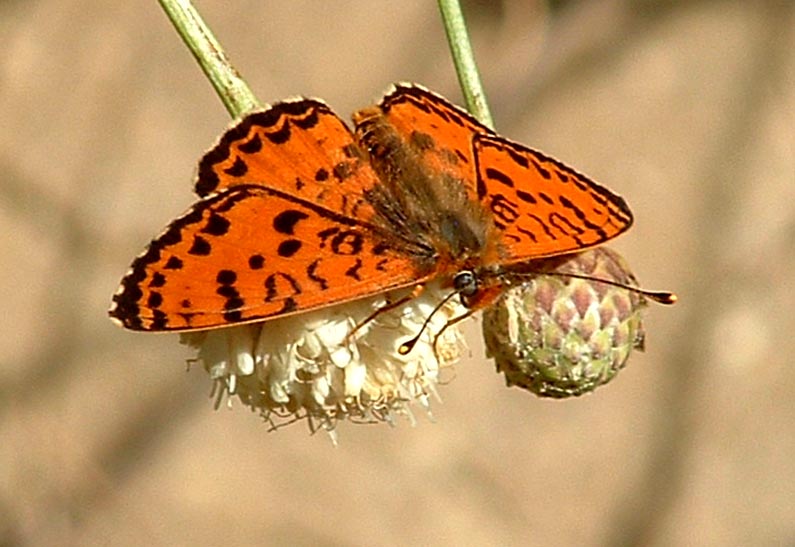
[{"x1": 110, "y1": 84, "x2": 646, "y2": 333}]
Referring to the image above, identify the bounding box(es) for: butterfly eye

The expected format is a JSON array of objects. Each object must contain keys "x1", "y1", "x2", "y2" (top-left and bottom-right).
[{"x1": 453, "y1": 270, "x2": 478, "y2": 297}]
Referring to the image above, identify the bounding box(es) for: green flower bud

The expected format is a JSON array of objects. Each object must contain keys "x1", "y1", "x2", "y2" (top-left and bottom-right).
[{"x1": 482, "y1": 247, "x2": 647, "y2": 398}]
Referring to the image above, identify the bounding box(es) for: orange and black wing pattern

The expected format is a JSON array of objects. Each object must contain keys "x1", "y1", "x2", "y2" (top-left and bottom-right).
[
  {"x1": 196, "y1": 99, "x2": 378, "y2": 221},
  {"x1": 109, "y1": 185, "x2": 422, "y2": 331},
  {"x1": 473, "y1": 134, "x2": 633, "y2": 262},
  {"x1": 374, "y1": 84, "x2": 493, "y2": 199}
]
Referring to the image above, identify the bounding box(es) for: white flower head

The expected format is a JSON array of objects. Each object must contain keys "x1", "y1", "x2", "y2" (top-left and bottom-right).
[{"x1": 180, "y1": 282, "x2": 467, "y2": 442}]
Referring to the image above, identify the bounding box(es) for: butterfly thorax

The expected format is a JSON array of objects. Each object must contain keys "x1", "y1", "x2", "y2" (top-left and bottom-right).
[{"x1": 353, "y1": 107, "x2": 503, "y2": 282}]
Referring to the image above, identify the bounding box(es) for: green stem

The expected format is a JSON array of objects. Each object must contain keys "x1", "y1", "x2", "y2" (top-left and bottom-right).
[
  {"x1": 158, "y1": 0, "x2": 260, "y2": 118},
  {"x1": 437, "y1": 0, "x2": 494, "y2": 128}
]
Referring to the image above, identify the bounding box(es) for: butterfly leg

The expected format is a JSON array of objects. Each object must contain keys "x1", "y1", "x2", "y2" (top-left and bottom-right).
[
  {"x1": 346, "y1": 284, "x2": 428, "y2": 343},
  {"x1": 430, "y1": 307, "x2": 479, "y2": 358}
]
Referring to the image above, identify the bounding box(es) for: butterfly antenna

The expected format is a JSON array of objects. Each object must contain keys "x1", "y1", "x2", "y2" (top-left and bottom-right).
[
  {"x1": 517, "y1": 270, "x2": 677, "y2": 305},
  {"x1": 398, "y1": 289, "x2": 462, "y2": 356}
]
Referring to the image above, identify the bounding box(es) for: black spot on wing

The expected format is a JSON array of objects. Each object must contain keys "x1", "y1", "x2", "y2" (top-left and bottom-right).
[
  {"x1": 216, "y1": 285, "x2": 238, "y2": 298},
  {"x1": 165, "y1": 256, "x2": 183, "y2": 270},
  {"x1": 224, "y1": 295, "x2": 245, "y2": 311},
  {"x1": 292, "y1": 105, "x2": 320, "y2": 129},
  {"x1": 506, "y1": 146, "x2": 529, "y2": 168},
  {"x1": 149, "y1": 272, "x2": 166, "y2": 288},
  {"x1": 223, "y1": 309, "x2": 243, "y2": 322},
  {"x1": 278, "y1": 239, "x2": 302, "y2": 257},
  {"x1": 265, "y1": 121, "x2": 290, "y2": 144},
  {"x1": 150, "y1": 309, "x2": 168, "y2": 330},
  {"x1": 516, "y1": 190, "x2": 536, "y2": 204},
  {"x1": 307, "y1": 259, "x2": 328, "y2": 290},
  {"x1": 315, "y1": 168, "x2": 329, "y2": 182},
  {"x1": 224, "y1": 156, "x2": 248, "y2": 177},
  {"x1": 147, "y1": 292, "x2": 163, "y2": 308},
  {"x1": 345, "y1": 258, "x2": 363, "y2": 281},
  {"x1": 238, "y1": 133, "x2": 262, "y2": 153},
  {"x1": 202, "y1": 213, "x2": 230, "y2": 236},
  {"x1": 273, "y1": 209, "x2": 309, "y2": 235},
  {"x1": 484, "y1": 167, "x2": 514, "y2": 188},
  {"x1": 216, "y1": 269, "x2": 237, "y2": 285},
  {"x1": 529, "y1": 158, "x2": 551, "y2": 179},
  {"x1": 248, "y1": 254, "x2": 265, "y2": 270},
  {"x1": 538, "y1": 192, "x2": 554, "y2": 205},
  {"x1": 188, "y1": 236, "x2": 211, "y2": 256}
]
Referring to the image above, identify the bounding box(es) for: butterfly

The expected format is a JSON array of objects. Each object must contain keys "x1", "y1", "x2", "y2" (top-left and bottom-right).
[{"x1": 109, "y1": 83, "x2": 647, "y2": 333}]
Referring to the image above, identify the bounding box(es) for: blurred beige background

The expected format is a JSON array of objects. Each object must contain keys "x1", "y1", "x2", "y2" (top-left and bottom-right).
[{"x1": 1, "y1": 1, "x2": 793, "y2": 545}]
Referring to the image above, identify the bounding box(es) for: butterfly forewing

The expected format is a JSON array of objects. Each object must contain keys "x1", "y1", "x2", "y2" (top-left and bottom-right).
[
  {"x1": 474, "y1": 133, "x2": 633, "y2": 262},
  {"x1": 196, "y1": 100, "x2": 378, "y2": 222},
  {"x1": 109, "y1": 185, "x2": 421, "y2": 331}
]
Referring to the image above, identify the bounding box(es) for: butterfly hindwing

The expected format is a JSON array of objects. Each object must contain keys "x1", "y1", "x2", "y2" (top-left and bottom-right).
[
  {"x1": 196, "y1": 100, "x2": 379, "y2": 222},
  {"x1": 473, "y1": 133, "x2": 633, "y2": 262},
  {"x1": 109, "y1": 185, "x2": 421, "y2": 331},
  {"x1": 375, "y1": 84, "x2": 494, "y2": 199}
]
